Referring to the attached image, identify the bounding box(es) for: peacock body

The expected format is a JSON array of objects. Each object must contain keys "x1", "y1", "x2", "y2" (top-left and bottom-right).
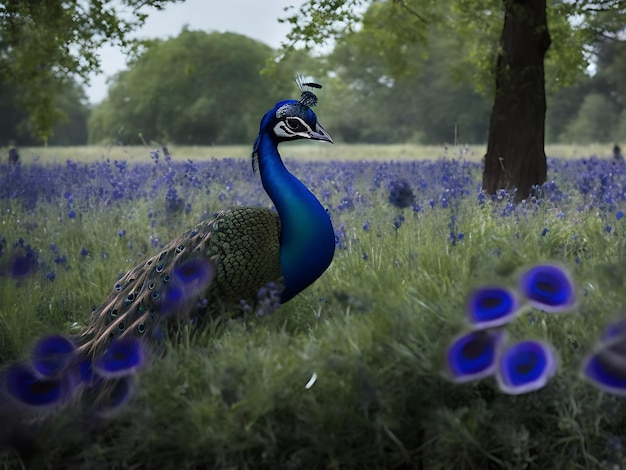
[
  {"x1": 0, "y1": 78, "x2": 335, "y2": 420},
  {"x1": 79, "y1": 207, "x2": 283, "y2": 358}
]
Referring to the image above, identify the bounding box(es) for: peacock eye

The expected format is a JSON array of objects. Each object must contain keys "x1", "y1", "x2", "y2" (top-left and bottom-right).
[{"x1": 285, "y1": 117, "x2": 307, "y2": 132}]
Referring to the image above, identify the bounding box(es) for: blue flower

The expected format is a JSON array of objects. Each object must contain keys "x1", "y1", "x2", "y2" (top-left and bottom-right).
[
  {"x1": 518, "y1": 263, "x2": 576, "y2": 313},
  {"x1": 443, "y1": 330, "x2": 504, "y2": 383},
  {"x1": 31, "y1": 335, "x2": 76, "y2": 378},
  {"x1": 94, "y1": 338, "x2": 145, "y2": 378},
  {"x1": 388, "y1": 180, "x2": 415, "y2": 209},
  {"x1": 465, "y1": 286, "x2": 521, "y2": 329},
  {"x1": 581, "y1": 317, "x2": 626, "y2": 395},
  {"x1": 392, "y1": 215, "x2": 405, "y2": 230},
  {"x1": 495, "y1": 340, "x2": 557, "y2": 395},
  {"x1": 5, "y1": 363, "x2": 74, "y2": 408}
]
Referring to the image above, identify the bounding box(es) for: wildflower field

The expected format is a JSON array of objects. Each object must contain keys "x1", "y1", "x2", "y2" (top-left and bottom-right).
[{"x1": 2, "y1": 145, "x2": 626, "y2": 469}]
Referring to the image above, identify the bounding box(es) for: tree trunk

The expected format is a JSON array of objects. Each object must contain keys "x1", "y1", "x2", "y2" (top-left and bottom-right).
[{"x1": 482, "y1": 0, "x2": 551, "y2": 201}]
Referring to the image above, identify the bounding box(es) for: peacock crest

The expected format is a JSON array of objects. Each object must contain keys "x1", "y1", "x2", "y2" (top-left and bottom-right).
[
  {"x1": 296, "y1": 74, "x2": 322, "y2": 107},
  {"x1": 0, "y1": 78, "x2": 336, "y2": 427}
]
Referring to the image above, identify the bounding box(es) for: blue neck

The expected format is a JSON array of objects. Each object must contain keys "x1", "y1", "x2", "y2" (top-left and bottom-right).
[{"x1": 256, "y1": 133, "x2": 335, "y2": 302}]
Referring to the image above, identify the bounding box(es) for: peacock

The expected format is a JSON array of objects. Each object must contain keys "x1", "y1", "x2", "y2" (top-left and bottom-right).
[{"x1": 0, "y1": 77, "x2": 335, "y2": 421}]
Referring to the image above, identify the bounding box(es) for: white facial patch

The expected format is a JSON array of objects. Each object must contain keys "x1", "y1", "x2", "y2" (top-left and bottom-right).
[{"x1": 273, "y1": 116, "x2": 314, "y2": 139}]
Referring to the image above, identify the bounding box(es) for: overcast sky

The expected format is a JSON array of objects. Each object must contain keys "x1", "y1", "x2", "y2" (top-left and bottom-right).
[{"x1": 86, "y1": 0, "x2": 306, "y2": 104}]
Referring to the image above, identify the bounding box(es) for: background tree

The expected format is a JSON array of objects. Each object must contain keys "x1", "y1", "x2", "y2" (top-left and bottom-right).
[
  {"x1": 0, "y1": 79, "x2": 89, "y2": 146},
  {"x1": 546, "y1": 36, "x2": 626, "y2": 144},
  {"x1": 317, "y1": 17, "x2": 491, "y2": 144},
  {"x1": 0, "y1": 0, "x2": 182, "y2": 143},
  {"x1": 89, "y1": 31, "x2": 315, "y2": 146},
  {"x1": 281, "y1": 0, "x2": 626, "y2": 199}
]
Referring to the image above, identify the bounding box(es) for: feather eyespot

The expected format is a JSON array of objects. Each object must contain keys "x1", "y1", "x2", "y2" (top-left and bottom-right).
[
  {"x1": 176, "y1": 244, "x2": 185, "y2": 253},
  {"x1": 156, "y1": 265, "x2": 164, "y2": 273}
]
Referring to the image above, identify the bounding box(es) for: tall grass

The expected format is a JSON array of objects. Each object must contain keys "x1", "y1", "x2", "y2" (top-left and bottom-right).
[
  {"x1": 3, "y1": 142, "x2": 619, "y2": 164},
  {"x1": 1, "y1": 149, "x2": 626, "y2": 468}
]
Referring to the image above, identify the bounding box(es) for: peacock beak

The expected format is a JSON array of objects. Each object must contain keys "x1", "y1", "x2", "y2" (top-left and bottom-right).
[{"x1": 309, "y1": 123, "x2": 334, "y2": 144}]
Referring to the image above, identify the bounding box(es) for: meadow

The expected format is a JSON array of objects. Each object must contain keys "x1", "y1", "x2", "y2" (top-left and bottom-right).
[{"x1": 1, "y1": 144, "x2": 626, "y2": 469}]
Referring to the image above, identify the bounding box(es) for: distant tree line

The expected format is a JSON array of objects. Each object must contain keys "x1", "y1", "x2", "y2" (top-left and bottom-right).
[{"x1": 1, "y1": 29, "x2": 624, "y2": 147}]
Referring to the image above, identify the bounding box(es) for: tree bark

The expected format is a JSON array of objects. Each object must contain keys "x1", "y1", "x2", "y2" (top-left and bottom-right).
[{"x1": 482, "y1": 0, "x2": 551, "y2": 201}]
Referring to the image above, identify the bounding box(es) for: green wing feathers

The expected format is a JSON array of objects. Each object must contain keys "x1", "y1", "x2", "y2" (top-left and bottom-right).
[
  {"x1": 80, "y1": 207, "x2": 281, "y2": 356},
  {"x1": 208, "y1": 208, "x2": 282, "y2": 302}
]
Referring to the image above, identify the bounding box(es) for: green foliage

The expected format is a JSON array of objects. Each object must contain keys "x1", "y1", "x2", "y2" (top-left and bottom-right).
[
  {"x1": 280, "y1": 0, "x2": 626, "y2": 148},
  {"x1": 560, "y1": 93, "x2": 620, "y2": 143},
  {"x1": 302, "y1": 18, "x2": 491, "y2": 144},
  {"x1": 545, "y1": 36, "x2": 626, "y2": 145},
  {"x1": 88, "y1": 31, "x2": 298, "y2": 146},
  {"x1": 2, "y1": 152, "x2": 626, "y2": 467},
  {"x1": 0, "y1": 79, "x2": 90, "y2": 146},
  {"x1": 0, "y1": 0, "x2": 181, "y2": 141},
  {"x1": 282, "y1": 0, "x2": 626, "y2": 93}
]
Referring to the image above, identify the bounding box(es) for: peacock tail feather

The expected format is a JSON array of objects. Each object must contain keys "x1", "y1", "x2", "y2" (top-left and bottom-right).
[
  {"x1": 79, "y1": 207, "x2": 281, "y2": 358},
  {"x1": 0, "y1": 76, "x2": 335, "y2": 425}
]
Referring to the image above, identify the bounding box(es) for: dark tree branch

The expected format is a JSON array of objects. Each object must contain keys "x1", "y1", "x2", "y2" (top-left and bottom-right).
[{"x1": 392, "y1": 0, "x2": 429, "y2": 24}]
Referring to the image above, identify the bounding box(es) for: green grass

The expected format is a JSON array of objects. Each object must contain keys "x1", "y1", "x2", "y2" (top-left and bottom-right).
[
  {"x1": 4, "y1": 142, "x2": 619, "y2": 164},
  {"x1": 1, "y1": 151, "x2": 626, "y2": 469}
]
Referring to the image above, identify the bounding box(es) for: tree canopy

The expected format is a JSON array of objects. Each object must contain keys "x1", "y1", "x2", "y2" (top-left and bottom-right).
[
  {"x1": 0, "y1": 0, "x2": 182, "y2": 142},
  {"x1": 2, "y1": 1, "x2": 625, "y2": 148},
  {"x1": 280, "y1": 0, "x2": 625, "y2": 91},
  {"x1": 278, "y1": 0, "x2": 625, "y2": 199},
  {"x1": 88, "y1": 31, "x2": 297, "y2": 146}
]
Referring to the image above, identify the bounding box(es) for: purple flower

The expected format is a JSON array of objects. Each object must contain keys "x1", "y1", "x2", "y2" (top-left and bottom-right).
[
  {"x1": 388, "y1": 180, "x2": 415, "y2": 209},
  {"x1": 392, "y1": 215, "x2": 405, "y2": 230}
]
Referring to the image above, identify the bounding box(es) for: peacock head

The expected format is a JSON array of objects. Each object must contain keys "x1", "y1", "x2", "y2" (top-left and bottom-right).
[{"x1": 257, "y1": 77, "x2": 333, "y2": 145}]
